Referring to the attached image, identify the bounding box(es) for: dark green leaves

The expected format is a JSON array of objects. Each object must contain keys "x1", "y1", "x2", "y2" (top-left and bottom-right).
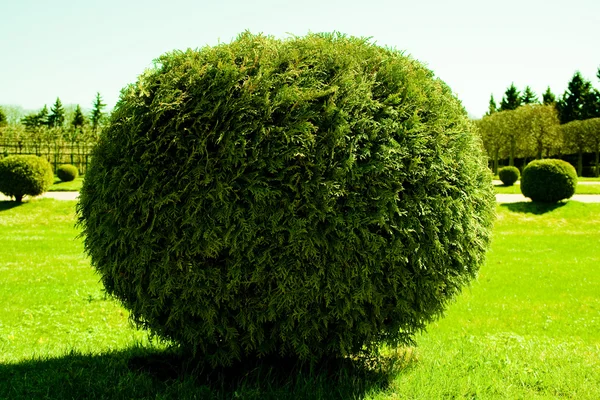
[{"x1": 77, "y1": 32, "x2": 495, "y2": 367}]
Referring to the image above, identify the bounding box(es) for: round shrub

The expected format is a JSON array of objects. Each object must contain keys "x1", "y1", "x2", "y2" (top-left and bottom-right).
[
  {"x1": 498, "y1": 166, "x2": 520, "y2": 186},
  {"x1": 0, "y1": 155, "x2": 54, "y2": 202},
  {"x1": 78, "y1": 33, "x2": 496, "y2": 366},
  {"x1": 57, "y1": 164, "x2": 79, "y2": 182},
  {"x1": 520, "y1": 159, "x2": 577, "y2": 202}
]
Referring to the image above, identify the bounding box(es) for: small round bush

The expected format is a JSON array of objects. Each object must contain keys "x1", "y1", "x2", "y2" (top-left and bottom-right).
[
  {"x1": 520, "y1": 159, "x2": 577, "y2": 203},
  {"x1": 57, "y1": 164, "x2": 79, "y2": 182},
  {"x1": 78, "y1": 33, "x2": 495, "y2": 366},
  {"x1": 498, "y1": 166, "x2": 520, "y2": 186},
  {"x1": 0, "y1": 155, "x2": 54, "y2": 202}
]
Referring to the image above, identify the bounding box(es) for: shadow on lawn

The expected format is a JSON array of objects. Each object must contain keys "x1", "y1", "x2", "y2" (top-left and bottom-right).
[
  {"x1": 0, "y1": 347, "x2": 410, "y2": 400},
  {"x1": 0, "y1": 200, "x2": 23, "y2": 212},
  {"x1": 500, "y1": 201, "x2": 566, "y2": 215}
]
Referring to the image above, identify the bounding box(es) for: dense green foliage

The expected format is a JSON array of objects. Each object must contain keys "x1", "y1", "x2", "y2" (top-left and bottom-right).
[
  {"x1": 72, "y1": 105, "x2": 86, "y2": 129},
  {"x1": 90, "y1": 92, "x2": 106, "y2": 134},
  {"x1": 78, "y1": 32, "x2": 495, "y2": 367},
  {"x1": 476, "y1": 104, "x2": 560, "y2": 171},
  {"x1": 520, "y1": 159, "x2": 577, "y2": 202},
  {"x1": 499, "y1": 83, "x2": 522, "y2": 111},
  {"x1": 542, "y1": 87, "x2": 556, "y2": 105},
  {"x1": 521, "y1": 86, "x2": 538, "y2": 104},
  {"x1": 556, "y1": 72, "x2": 600, "y2": 124},
  {"x1": 48, "y1": 97, "x2": 65, "y2": 128},
  {"x1": 0, "y1": 155, "x2": 54, "y2": 202},
  {"x1": 0, "y1": 106, "x2": 7, "y2": 127},
  {"x1": 56, "y1": 164, "x2": 79, "y2": 182},
  {"x1": 561, "y1": 118, "x2": 600, "y2": 176},
  {"x1": 498, "y1": 166, "x2": 519, "y2": 185}
]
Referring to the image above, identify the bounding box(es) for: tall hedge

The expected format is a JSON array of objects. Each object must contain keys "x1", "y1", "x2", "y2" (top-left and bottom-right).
[
  {"x1": 0, "y1": 155, "x2": 54, "y2": 202},
  {"x1": 77, "y1": 32, "x2": 495, "y2": 366}
]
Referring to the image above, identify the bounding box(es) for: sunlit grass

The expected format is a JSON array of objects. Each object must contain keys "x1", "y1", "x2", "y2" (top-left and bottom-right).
[
  {"x1": 48, "y1": 176, "x2": 84, "y2": 192},
  {"x1": 1, "y1": 199, "x2": 599, "y2": 398},
  {"x1": 495, "y1": 181, "x2": 600, "y2": 194}
]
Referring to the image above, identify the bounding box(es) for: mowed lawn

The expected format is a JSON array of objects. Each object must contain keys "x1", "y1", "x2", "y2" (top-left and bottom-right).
[
  {"x1": 0, "y1": 199, "x2": 599, "y2": 399},
  {"x1": 495, "y1": 181, "x2": 600, "y2": 194}
]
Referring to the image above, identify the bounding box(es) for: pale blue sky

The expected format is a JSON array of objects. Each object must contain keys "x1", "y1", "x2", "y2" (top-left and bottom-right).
[{"x1": 1, "y1": 0, "x2": 598, "y2": 118}]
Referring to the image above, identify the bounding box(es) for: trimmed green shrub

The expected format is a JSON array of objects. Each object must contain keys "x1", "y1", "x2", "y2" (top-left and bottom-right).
[
  {"x1": 520, "y1": 159, "x2": 577, "y2": 202},
  {"x1": 0, "y1": 155, "x2": 54, "y2": 202},
  {"x1": 57, "y1": 164, "x2": 79, "y2": 182},
  {"x1": 78, "y1": 32, "x2": 496, "y2": 366},
  {"x1": 498, "y1": 166, "x2": 520, "y2": 186}
]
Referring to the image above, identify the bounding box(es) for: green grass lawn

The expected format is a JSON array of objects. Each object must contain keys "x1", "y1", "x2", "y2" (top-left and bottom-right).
[
  {"x1": 495, "y1": 181, "x2": 600, "y2": 194},
  {"x1": 1, "y1": 199, "x2": 599, "y2": 399},
  {"x1": 48, "y1": 176, "x2": 84, "y2": 192},
  {"x1": 577, "y1": 177, "x2": 600, "y2": 182}
]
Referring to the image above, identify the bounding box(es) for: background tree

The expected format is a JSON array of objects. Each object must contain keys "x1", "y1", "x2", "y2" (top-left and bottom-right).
[
  {"x1": 557, "y1": 71, "x2": 595, "y2": 123},
  {"x1": 21, "y1": 106, "x2": 50, "y2": 156},
  {"x1": 499, "y1": 83, "x2": 522, "y2": 111},
  {"x1": 71, "y1": 105, "x2": 86, "y2": 130},
  {"x1": 47, "y1": 97, "x2": 65, "y2": 128},
  {"x1": 475, "y1": 113, "x2": 503, "y2": 173},
  {"x1": 542, "y1": 87, "x2": 556, "y2": 105},
  {"x1": 486, "y1": 94, "x2": 497, "y2": 116},
  {"x1": 90, "y1": 92, "x2": 106, "y2": 134},
  {"x1": 582, "y1": 88, "x2": 600, "y2": 119},
  {"x1": 519, "y1": 104, "x2": 561, "y2": 159},
  {"x1": 0, "y1": 105, "x2": 26, "y2": 125},
  {"x1": 521, "y1": 86, "x2": 539, "y2": 104},
  {"x1": 477, "y1": 109, "x2": 523, "y2": 167},
  {"x1": 22, "y1": 105, "x2": 49, "y2": 131},
  {"x1": 585, "y1": 118, "x2": 600, "y2": 176},
  {"x1": 561, "y1": 119, "x2": 589, "y2": 175},
  {"x1": 0, "y1": 107, "x2": 7, "y2": 127}
]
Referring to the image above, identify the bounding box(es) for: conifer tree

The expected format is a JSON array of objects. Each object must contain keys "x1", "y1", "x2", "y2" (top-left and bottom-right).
[
  {"x1": 48, "y1": 97, "x2": 65, "y2": 128},
  {"x1": 486, "y1": 94, "x2": 497, "y2": 116},
  {"x1": 542, "y1": 87, "x2": 556, "y2": 105},
  {"x1": 499, "y1": 83, "x2": 522, "y2": 111},
  {"x1": 557, "y1": 71, "x2": 595, "y2": 123},
  {"x1": 521, "y1": 86, "x2": 539, "y2": 104},
  {"x1": 90, "y1": 92, "x2": 106, "y2": 133},
  {"x1": 71, "y1": 105, "x2": 86, "y2": 129},
  {"x1": 22, "y1": 105, "x2": 49, "y2": 130}
]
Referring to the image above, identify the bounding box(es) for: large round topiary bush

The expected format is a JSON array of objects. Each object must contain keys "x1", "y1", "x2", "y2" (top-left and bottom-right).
[
  {"x1": 0, "y1": 155, "x2": 54, "y2": 202},
  {"x1": 498, "y1": 166, "x2": 520, "y2": 186},
  {"x1": 77, "y1": 33, "x2": 495, "y2": 366},
  {"x1": 520, "y1": 159, "x2": 577, "y2": 202},
  {"x1": 57, "y1": 164, "x2": 79, "y2": 182}
]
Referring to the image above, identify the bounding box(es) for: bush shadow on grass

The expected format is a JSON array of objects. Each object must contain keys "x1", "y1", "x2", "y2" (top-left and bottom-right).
[
  {"x1": 500, "y1": 201, "x2": 567, "y2": 215},
  {"x1": 0, "y1": 346, "x2": 414, "y2": 400},
  {"x1": 0, "y1": 200, "x2": 23, "y2": 212}
]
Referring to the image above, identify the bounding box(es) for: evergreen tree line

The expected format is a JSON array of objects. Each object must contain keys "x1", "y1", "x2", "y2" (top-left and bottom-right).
[
  {"x1": 0, "y1": 93, "x2": 107, "y2": 173},
  {"x1": 479, "y1": 68, "x2": 600, "y2": 176}
]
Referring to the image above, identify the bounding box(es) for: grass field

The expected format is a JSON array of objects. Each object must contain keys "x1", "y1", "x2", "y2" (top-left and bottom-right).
[
  {"x1": 495, "y1": 181, "x2": 600, "y2": 194},
  {"x1": 48, "y1": 176, "x2": 84, "y2": 192},
  {"x1": 1, "y1": 199, "x2": 599, "y2": 399}
]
